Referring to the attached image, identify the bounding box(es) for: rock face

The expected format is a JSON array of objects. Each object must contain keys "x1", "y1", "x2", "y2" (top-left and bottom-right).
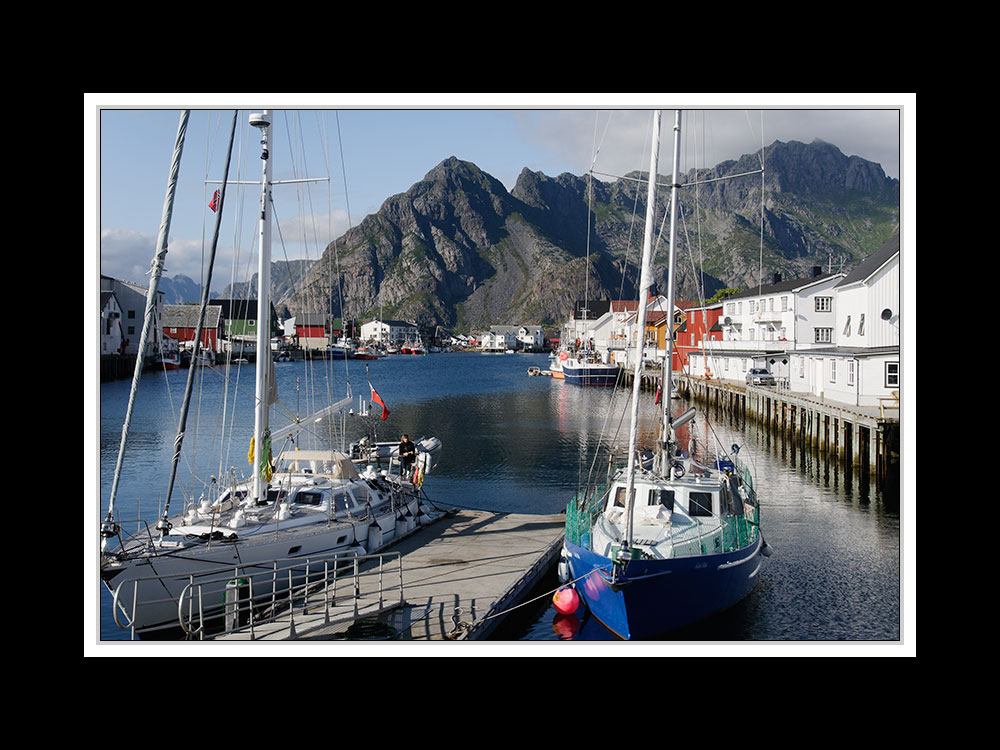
[{"x1": 278, "y1": 140, "x2": 899, "y2": 328}]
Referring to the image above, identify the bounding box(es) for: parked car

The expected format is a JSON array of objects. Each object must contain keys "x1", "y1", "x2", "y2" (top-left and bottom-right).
[{"x1": 746, "y1": 368, "x2": 776, "y2": 386}]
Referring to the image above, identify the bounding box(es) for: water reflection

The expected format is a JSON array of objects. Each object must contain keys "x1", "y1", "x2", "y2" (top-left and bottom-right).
[{"x1": 97, "y1": 353, "x2": 900, "y2": 643}]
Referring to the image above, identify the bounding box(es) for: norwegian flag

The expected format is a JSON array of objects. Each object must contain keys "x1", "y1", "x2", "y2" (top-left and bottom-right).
[
  {"x1": 209, "y1": 189, "x2": 220, "y2": 212},
  {"x1": 371, "y1": 386, "x2": 390, "y2": 420}
]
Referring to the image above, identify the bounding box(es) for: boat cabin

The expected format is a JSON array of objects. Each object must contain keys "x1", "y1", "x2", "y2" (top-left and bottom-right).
[{"x1": 606, "y1": 472, "x2": 748, "y2": 521}]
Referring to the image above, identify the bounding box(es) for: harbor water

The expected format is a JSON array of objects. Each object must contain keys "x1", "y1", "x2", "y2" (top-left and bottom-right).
[{"x1": 95, "y1": 351, "x2": 903, "y2": 644}]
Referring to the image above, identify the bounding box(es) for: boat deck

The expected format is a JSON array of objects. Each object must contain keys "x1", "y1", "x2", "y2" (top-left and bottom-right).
[{"x1": 211, "y1": 509, "x2": 565, "y2": 642}]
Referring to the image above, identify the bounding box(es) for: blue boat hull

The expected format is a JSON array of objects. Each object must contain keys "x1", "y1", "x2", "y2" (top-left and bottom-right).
[
  {"x1": 563, "y1": 364, "x2": 619, "y2": 386},
  {"x1": 563, "y1": 535, "x2": 764, "y2": 639}
]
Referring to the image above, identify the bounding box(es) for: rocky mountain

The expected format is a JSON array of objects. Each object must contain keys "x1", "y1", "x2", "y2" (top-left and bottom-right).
[
  {"x1": 157, "y1": 274, "x2": 204, "y2": 305},
  {"x1": 275, "y1": 139, "x2": 899, "y2": 329},
  {"x1": 219, "y1": 259, "x2": 314, "y2": 314}
]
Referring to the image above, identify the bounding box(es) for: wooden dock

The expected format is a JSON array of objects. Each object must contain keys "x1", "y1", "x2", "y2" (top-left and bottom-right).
[
  {"x1": 677, "y1": 374, "x2": 899, "y2": 479},
  {"x1": 212, "y1": 509, "x2": 565, "y2": 642}
]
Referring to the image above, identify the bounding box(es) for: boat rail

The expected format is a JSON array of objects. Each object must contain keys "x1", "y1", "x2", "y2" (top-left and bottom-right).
[
  {"x1": 109, "y1": 549, "x2": 403, "y2": 640},
  {"x1": 565, "y1": 481, "x2": 760, "y2": 557}
]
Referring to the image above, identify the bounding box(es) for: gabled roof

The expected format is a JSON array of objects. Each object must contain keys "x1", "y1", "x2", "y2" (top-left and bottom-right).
[
  {"x1": 366, "y1": 319, "x2": 416, "y2": 328},
  {"x1": 726, "y1": 271, "x2": 843, "y2": 300},
  {"x1": 163, "y1": 304, "x2": 222, "y2": 328},
  {"x1": 836, "y1": 233, "x2": 900, "y2": 288}
]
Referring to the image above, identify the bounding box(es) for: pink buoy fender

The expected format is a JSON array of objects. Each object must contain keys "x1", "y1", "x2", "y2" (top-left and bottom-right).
[{"x1": 552, "y1": 587, "x2": 580, "y2": 615}]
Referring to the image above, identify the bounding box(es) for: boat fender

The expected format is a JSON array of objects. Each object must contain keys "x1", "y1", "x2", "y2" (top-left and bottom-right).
[
  {"x1": 557, "y1": 555, "x2": 571, "y2": 584},
  {"x1": 277, "y1": 502, "x2": 291, "y2": 521},
  {"x1": 368, "y1": 519, "x2": 383, "y2": 549},
  {"x1": 553, "y1": 587, "x2": 580, "y2": 614}
]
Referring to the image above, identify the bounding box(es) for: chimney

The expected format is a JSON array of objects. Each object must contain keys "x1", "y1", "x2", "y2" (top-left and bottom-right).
[
  {"x1": 772, "y1": 272, "x2": 781, "y2": 284},
  {"x1": 811, "y1": 266, "x2": 822, "y2": 278}
]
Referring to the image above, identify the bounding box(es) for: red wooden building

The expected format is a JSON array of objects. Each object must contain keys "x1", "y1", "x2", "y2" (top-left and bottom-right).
[
  {"x1": 162, "y1": 304, "x2": 221, "y2": 352},
  {"x1": 673, "y1": 301, "x2": 723, "y2": 373}
]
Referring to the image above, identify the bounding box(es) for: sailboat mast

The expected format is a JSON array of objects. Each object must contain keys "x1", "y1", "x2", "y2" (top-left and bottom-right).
[
  {"x1": 620, "y1": 109, "x2": 661, "y2": 556},
  {"x1": 661, "y1": 110, "x2": 683, "y2": 473},
  {"x1": 251, "y1": 110, "x2": 273, "y2": 504}
]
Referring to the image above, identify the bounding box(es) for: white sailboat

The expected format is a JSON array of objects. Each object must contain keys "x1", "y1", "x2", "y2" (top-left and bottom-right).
[
  {"x1": 559, "y1": 110, "x2": 770, "y2": 639},
  {"x1": 100, "y1": 110, "x2": 443, "y2": 639}
]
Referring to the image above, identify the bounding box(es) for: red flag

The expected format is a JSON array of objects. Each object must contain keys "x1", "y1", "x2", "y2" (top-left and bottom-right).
[
  {"x1": 371, "y1": 386, "x2": 390, "y2": 420},
  {"x1": 209, "y1": 189, "x2": 220, "y2": 212},
  {"x1": 654, "y1": 381, "x2": 662, "y2": 405}
]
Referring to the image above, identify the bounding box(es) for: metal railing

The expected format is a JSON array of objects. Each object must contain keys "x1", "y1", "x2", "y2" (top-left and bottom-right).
[
  {"x1": 109, "y1": 549, "x2": 404, "y2": 640},
  {"x1": 178, "y1": 550, "x2": 404, "y2": 640}
]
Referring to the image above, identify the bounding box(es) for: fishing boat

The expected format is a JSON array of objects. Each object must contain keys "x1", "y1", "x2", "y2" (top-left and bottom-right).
[
  {"x1": 327, "y1": 337, "x2": 355, "y2": 358},
  {"x1": 100, "y1": 110, "x2": 443, "y2": 639},
  {"x1": 158, "y1": 351, "x2": 181, "y2": 370},
  {"x1": 354, "y1": 345, "x2": 378, "y2": 360},
  {"x1": 562, "y1": 352, "x2": 620, "y2": 386},
  {"x1": 549, "y1": 350, "x2": 567, "y2": 380},
  {"x1": 558, "y1": 110, "x2": 769, "y2": 639},
  {"x1": 400, "y1": 337, "x2": 425, "y2": 355}
]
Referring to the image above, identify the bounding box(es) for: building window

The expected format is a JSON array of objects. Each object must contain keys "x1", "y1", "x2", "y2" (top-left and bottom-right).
[
  {"x1": 815, "y1": 296, "x2": 832, "y2": 312},
  {"x1": 858, "y1": 313, "x2": 865, "y2": 336},
  {"x1": 848, "y1": 360, "x2": 856, "y2": 386},
  {"x1": 830, "y1": 359, "x2": 837, "y2": 383},
  {"x1": 799, "y1": 358, "x2": 805, "y2": 378},
  {"x1": 885, "y1": 362, "x2": 899, "y2": 388},
  {"x1": 843, "y1": 315, "x2": 851, "y2": 337},
  {"x1": 781, "y1": 296, "x2": 788, "y2": 311},
  {"x1": 814, "y1": 327, "x2": 833, "y2": 343}
]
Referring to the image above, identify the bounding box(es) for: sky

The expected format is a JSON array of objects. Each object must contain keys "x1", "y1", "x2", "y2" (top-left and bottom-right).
[{"x1": 88, "y1": 94, "x2": 912, "y2": 292}]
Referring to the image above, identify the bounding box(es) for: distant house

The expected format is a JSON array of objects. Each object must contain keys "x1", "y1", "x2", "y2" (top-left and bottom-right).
[
  {"x1": 162, "y1": 304, "x2": 222, "y2": 352},
  {"x1": 517, "y1": 326, "x2": 545, "y2": 351},
  {"x1": 360, "y1": 319, "x2": 418, "y2": 345},
  {"x1": 214, "y1": 299, "x2": 280, "y2": 356},
  {"x1": 100, "y1": 275, "x2": 165, "y2": 362},
  {"x1": 674, "y1": 300, "x2": 723, "y2": 370},
  {"x1": 481, "y1": 325, "x2": 519, "y2": 351},
  {"x1": 283, "y1": 313, "x2": 328, "y2": 350},
  {"x1": 100, "y1": 291, "x2": 125, "y2": 356}
]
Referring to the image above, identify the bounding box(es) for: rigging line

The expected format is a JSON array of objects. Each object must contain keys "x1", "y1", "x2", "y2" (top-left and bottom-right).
[
  {"x1": 162, "y1": 110, "x2": 240, "y2": 525},
  {"x1": 105, "y1": 110, "x2": 190, "y2": 529}
]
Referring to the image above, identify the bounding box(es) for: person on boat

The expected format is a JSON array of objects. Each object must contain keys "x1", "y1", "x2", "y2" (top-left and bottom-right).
[{"x1": 399, "y1": 434, "x2": 417, "y2": 472}]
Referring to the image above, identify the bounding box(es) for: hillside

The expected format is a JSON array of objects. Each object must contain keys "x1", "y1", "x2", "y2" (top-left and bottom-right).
[{"x1": 271, "y1": 139, "x2": 899, "y2": 329}]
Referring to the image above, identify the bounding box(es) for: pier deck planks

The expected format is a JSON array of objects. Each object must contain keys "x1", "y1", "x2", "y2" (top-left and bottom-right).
[{"x1": 213, "y1": 510, "x2": 565, "y2": 642}]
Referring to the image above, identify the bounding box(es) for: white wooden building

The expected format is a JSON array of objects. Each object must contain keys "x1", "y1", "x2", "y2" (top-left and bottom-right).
[
  {"x1": 360, "y1": 319, "x2": 418, "y2": 345},
  {"x1": 517, "y1": 326, "x2": 545, "y2": 351},
  {"x1": 687, "y1": 235, "x2": 901, "y2": 410},
  {"x1": 100, "y1": 274, "x2": 165, "y2": 362},
  {"x1": 718, "y1": 268, "x2": 845, "y2": 349},
  {"x1": 787, "y1": 235, "x2": 900, "y2": 407},
  {"x1": 100, "y1": 291, "x2": 124, "y2": 355}
]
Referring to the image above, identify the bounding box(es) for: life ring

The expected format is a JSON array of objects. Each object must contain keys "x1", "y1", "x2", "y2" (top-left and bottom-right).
[{"x1": 559, "y1": 351, "x2": 568, "y2": 361}]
